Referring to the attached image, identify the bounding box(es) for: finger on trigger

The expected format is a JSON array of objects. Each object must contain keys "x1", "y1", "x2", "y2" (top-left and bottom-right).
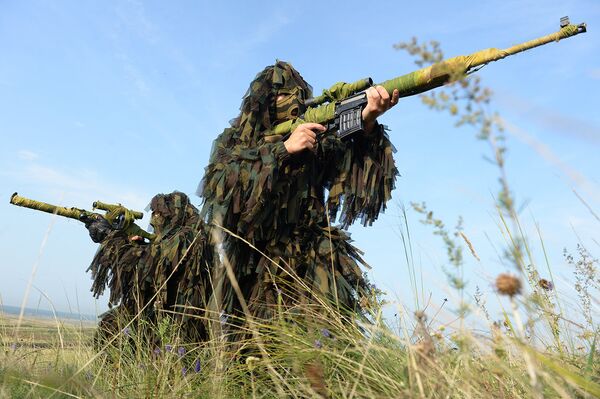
[
  {"x1": 303, "y1": 122, "x2": 326, "y2": 132},
  {"x1": 316, "y1": 124, "x2": 327, "y2": 132}
]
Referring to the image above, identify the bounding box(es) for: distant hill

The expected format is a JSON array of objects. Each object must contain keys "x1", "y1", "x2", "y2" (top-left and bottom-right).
[{"x1": 1, "y1": 305, "x2": 97, "y2": 322}]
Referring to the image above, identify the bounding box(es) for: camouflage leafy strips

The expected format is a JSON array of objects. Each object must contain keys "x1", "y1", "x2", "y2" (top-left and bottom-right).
[
  {"x1": 235, "y1": 61, "x2": 313, "y2": 144},
  {"x1": 88, "y1": 192, "x2": 214, "y2": 342},
  {"x1": 198, "y1": 62, "x2": 398, "y2": 323},
  {"x1": 200, "y1": 117, "x2": 396, "y2": 239},
  {"x1": 89, "y1": 62, "x2": 398, "y2": 342}
]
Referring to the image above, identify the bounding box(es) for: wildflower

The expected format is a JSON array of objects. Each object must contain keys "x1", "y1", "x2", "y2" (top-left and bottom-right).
[
  {"x1": 182, "y1": 367, "x2": 187, "y2": 377},
  {"x1": 314, "y1": 339, "x2": 323, "y2": 349},
  {"x1": 538, "y1": 278, "x2": 554, "y2": 291},
  {"x1": 9, "y1": 343, "x2": 16, "y2": 351},
  {"x1": 320, "y1": 328, "x2": 331, "y2": 338},
  {"x1": 153, "y1": 347, "x2": 161, "y2": 356},
  {"x1": 122, "y1": 327, "x2": 130, "y2": 336},
  {"x1": 177, "y1": 347, "x2": 186, "y2": 357},
  {"x1": 194, "y1": 359, "x2": 201, "y2": 373},
  {"x1": 495, "y1": 273, "x2": 522, "y2": 297},
  {"x1": 165, "y1": 344, "x2": 172, "y2": 352}
]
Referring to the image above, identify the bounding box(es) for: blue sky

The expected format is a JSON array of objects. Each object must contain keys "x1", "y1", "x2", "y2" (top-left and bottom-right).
[{"x1": 1, "y1": 1, "x2": 598, "y2": 324}]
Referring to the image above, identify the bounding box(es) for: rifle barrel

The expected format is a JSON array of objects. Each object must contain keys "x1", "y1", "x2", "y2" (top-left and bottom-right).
[
  {"x1": 379, "y1": 22, "x2": 586, "y2": 98},
  {"x1": 270, "y1": 19, "x2": 586, "y2": 137},
  {"x1": 10, "y1": 192, "x2": 84, "y2": 220}
]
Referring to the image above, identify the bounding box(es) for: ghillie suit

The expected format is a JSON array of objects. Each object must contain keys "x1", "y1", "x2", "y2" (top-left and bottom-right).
[
  {"x1": 199, "y1": 61, "x2": 397, "y2": 335},
  {"x1": 87, "y1": 191, "x2": 213, "y2": 344}
]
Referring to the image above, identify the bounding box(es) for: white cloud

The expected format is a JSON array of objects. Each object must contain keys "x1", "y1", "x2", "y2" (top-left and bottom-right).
[
  {"x1": 12, "y1": 163, "x2": 150, "y2": 215},
  {"x1": 18, "y1": 150, "x2": 39, "y2": 161},
  {"x1": 115, "y1": 0, "x2": 158, "y2": 44},
  {"x1": 110, "y1": 0, "x2": 203, "y2": 93},
  {"x1": 496, "y1": 92, "x2": 600, "y2": 146},
  {"x1": 211, "y1": 15, "x2": 291, "y2": 67},
  {"x1": 588, "y1": 68, "x2": 600, "y2": 80},
  {"x1": 567, "y1": 215, "x2": 590, "y2": 229},
  {"x1": 122, "y1": 57, "x2": 150, "y2": 95},
  {"x1": 249, "y1": 16, "x2": 291, "y2": 47},
  {"x1": 503, "y1": 119, "x2": 600, "y2": 203}
]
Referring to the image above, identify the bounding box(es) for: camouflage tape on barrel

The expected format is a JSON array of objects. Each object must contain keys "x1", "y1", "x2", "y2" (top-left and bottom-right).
[{"x1": 270, "y1": 21, "x2": 585, "y2": 136}]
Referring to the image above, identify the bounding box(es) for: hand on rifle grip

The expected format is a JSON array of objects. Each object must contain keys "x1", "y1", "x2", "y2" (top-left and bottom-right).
[{"x1": 81, "y1": 214, "x2": 113, "y2": 243}]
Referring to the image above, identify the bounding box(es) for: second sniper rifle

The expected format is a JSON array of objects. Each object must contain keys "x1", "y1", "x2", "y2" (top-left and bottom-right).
[
  {"x1": 268, "y1": 16, "x2": 587, "y2": 140},
  {"x1": 9, "y1": 192, "x2": 156, "y2": 242}
]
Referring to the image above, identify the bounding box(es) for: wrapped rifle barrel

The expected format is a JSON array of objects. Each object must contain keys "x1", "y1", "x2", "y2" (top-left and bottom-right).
[
  {"x1": 9, "y1": 192, "x2": 155, "y2": 242},
  {"x1": 268, "y1": 17, "x2": 587, "y2": 139}
]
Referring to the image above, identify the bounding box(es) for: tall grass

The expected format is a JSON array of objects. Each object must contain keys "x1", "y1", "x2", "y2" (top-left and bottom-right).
[{"x1": 1, "y1": 271, "x2": 599, "y2": 398}]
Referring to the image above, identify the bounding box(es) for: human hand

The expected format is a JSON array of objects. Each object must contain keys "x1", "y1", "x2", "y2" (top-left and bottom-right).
[
  {"x1": 283, "y1": 123, "x2": 326, "y2": 154},
  {"x1": 361, "y1": 86, "x2": 399, "y2": 133},
  {"x1": 82, "y1": 215, "x2": 113, "y2": 243}
]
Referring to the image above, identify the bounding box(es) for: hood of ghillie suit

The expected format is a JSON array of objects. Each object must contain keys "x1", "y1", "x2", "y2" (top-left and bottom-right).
[
  {"x1": 149, "y1": 191, "x2": 199, "y2": 238},
  {"x1": 232, "y1": 60, "x2": 313, "y2": 144}
]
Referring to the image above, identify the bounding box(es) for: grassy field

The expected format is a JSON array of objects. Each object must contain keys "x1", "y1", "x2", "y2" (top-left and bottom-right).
[
  {"x1": 1, "y1": 290, "x2": 599, "y2": 399},
  {"x1": 1, "y1": 314, "x2": 96, "y2": 397}
]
